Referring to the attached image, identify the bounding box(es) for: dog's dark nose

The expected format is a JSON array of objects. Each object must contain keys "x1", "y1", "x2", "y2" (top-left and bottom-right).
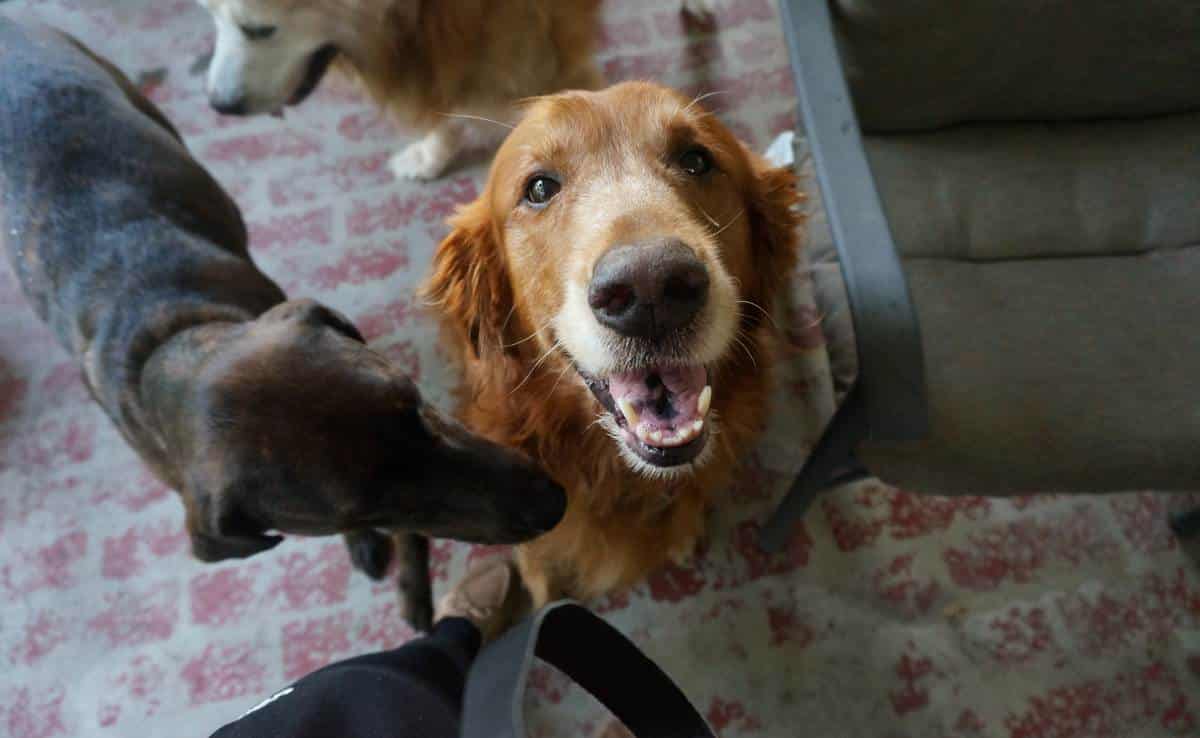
[
  {"x1": 588, "y1": 239, "x2": 709, "y2": 339},
  {"x1": 210, "y1": 95, "x2": 248, "y2": 115}
]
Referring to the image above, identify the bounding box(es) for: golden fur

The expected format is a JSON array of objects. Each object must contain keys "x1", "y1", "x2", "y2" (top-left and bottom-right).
[
  {"x1": 324, "y1": 0, "x2": 603, "y2": 131},
  {"x1": 202, "y1": 0, "x2": 603, "y2": 178},
  {"x1": 423, "y1": 82, "x2": 804, "y2": 605}
]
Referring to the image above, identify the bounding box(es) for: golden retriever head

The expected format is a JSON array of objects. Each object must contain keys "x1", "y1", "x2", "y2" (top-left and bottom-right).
[
  {"x1": 197, "y1": 0, "x2": 400, "y2": 115},
  {"x1": 426, "y1": 82, "x2": 802, "y2": 477}
]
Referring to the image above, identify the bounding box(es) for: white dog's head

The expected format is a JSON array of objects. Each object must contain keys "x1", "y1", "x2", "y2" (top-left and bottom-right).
[{"x1": 197, "y1": 0, "x2": 348, "y2": 115}]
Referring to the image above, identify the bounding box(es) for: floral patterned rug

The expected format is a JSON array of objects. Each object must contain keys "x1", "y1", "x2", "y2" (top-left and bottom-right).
[{"x1": 0, "y1": 1, "x2": 1197, "y2": 736}]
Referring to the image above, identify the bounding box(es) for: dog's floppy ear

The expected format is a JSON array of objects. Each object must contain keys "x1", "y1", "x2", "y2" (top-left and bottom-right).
[
  {"x1": 424, "y1": 198, "x2": 519, "y2": 360},
  {"x1": 743, "y1": 151, "x2": 805, "y2": 323}
]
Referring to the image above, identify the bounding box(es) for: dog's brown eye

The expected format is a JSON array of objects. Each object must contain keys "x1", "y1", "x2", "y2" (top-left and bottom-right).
[
  {"x1": 525, "y1": 175, "x2": 561, "y2": 206},
  {"x1": 679, "y1": 148, "x2": 713, "y2": 176},
  {"x1": 240, "y1": 24, "x2": 277, "y2": 41}
]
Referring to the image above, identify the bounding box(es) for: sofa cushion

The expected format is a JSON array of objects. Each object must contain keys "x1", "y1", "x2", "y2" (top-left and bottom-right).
[
  {"x1": 835, "y1": 0, "x2": 1200, "y2": 131},
  {"x1": 864, "y1": 112, "x2": 1200, "y2": 261},
  {"x1": 856, "y1": 246, "x2": 1200, "y2": 495}
]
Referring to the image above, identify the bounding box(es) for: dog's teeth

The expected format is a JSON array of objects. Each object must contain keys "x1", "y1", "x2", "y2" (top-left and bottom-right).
[
  {"x1": 617, "y1": 398, "x2": 640, "y2": 427},
  {"x1": 697, "y1": 385, "x2": 712, "y2": 417},
  {"x1": 630, "y1": 412, "x2": 708, "y2": 449}
]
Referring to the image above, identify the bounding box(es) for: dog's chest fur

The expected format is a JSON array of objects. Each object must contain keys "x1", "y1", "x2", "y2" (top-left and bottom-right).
[{"x1": 456, "y1": 330, "x2": 777, "y2": 605}]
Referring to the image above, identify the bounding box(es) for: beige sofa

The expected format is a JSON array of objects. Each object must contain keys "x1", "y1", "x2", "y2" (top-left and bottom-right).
[{"x1": 763, "y1": 0, "x2": 1200, "y2": 548}]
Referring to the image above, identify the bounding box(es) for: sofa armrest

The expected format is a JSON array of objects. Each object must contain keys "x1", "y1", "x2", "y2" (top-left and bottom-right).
[{"x1": 761, "y1": 0, "x2": 927, "y2": 550}]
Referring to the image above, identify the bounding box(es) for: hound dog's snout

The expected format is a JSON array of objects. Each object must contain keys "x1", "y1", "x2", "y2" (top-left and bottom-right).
[{"x1": 587, "y1": 239, "x2": 710, "y2": 340}]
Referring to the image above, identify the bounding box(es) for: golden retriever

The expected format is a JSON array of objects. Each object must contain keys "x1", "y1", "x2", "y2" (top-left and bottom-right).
[
  {"x1": 424, "y1": 81, "x2": 804, "y2": 605},
  {"x1": 197, "y1": 0, "x2": 604, "y2": 179}
]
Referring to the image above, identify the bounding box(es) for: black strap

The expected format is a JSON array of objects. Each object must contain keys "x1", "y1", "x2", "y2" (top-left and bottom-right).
[{"x1": 461, "y1": 602, "x2": 715, "y2": 738}]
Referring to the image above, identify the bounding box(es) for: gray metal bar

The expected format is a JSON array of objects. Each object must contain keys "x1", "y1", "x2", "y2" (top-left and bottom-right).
[
  {"x1": 760, "y1": 0, "x2": 929, "y2": 550},
  {"x1": 777, "y1": 0, "x2": 928, "y2": 443},
  {"x1": 760, "y1": 384, "x2": 870, "y2": 551}
]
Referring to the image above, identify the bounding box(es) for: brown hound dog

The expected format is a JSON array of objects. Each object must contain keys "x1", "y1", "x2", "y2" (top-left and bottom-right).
[{"x1": 0, "y1": 18, "x2": 565, "y2": 630}]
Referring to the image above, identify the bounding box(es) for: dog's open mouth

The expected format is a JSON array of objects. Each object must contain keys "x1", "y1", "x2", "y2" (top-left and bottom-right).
[
  {"x1": 580, "y1": 365, "x2": 712, "y2": 468},
  {"x1": 288, "y1": 44, "x2": 338, "y2": 106}
]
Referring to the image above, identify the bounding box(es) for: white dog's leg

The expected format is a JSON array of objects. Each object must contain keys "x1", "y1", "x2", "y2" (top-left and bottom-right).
[
  {"x1": 390, "y1": 121, "x2": 464, "y2": 181},
  {"x1": 682, "y1": 0, "x2": 717, "y2": 19}
]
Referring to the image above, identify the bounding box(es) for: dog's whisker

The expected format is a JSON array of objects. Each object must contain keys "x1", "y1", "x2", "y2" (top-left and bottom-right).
[
  {"x1": 732, "y1": 331, "x2": 758, "y2": 369},
  {"x1": 548, "y1": 362, "x2": 574, "y2": 396},
  {"x1": 501, "y1": 331, "x2": 540, "y2": 349},
  {"x1": 437, "y1": 112, "x2": 515, "y2": 130},
  {"x1": 801, "y1": 310, "x2": 827, "y2": 330},
  {"x1": 509, "y1": 339, "x2": 562, "y2": 395},
  {"x1": 696, "y1": 203, "x2": 721, "y2": 228},
  {"x1": 712, "y1": 207, "x2": 745, "y2": 237},
  {"x1": 527, "y1": 339, "x2": 561, "y2": 373},
  {"x1": 587, "y1": 413, "x2": 609, "y2": 432},
  {"x1": 737, "y1": 299, "x2": 780, "y2": 330},
  {"x1": 499, "y1": 303, "x2": 517, "y2": 334},
  {"x1": 679, "y1": 90, "x2": 728, "y2": 118},
  {"x1": 500, "y1": 316, "x2": 555, "y2": 350}
]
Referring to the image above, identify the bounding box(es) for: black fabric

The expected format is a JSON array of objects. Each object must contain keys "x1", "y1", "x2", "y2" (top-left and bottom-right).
[
  {"x1": 209, "y1": 604, "x2": 710, "y2": 738},
  {"x1": 210, "y1": 617, "x2": 481, "y2": 738},
  {"x1": 462, "y1": 602, "x2": 715, "y2": 738}
]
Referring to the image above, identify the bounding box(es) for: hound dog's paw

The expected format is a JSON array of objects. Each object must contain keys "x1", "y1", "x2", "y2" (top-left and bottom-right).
[
  {"x1": 343, "y1": 529, "x2": 394, "y2": 580},
  {"x1": 396, "y1": 533, "x2": 434, "y2": 632}
]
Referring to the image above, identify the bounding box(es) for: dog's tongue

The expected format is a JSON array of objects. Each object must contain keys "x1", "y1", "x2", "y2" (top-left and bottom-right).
[{"x1": 608, "y1": 365, "x2": 710, "y2": 448}]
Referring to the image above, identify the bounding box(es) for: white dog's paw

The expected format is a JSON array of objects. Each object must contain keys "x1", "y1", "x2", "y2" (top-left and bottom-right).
[
  {"x1": 668, "y1": 537, "x2": 702, "y2": 568},
  {"x1": 682, "y1": 0, "x2": 717, "y2": 20},
  {"x1": 669, "y1": 548, "x2": 693, "y2": 569},
  {"x1": 390, "y1": 136, "x2": 454, "y2": 181}
]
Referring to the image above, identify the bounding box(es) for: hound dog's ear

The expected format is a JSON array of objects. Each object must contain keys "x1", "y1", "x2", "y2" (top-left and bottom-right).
[
  {"x1": 423, "y1": 198, "x2": 521, "y2": 360},
  {"x1": 742, "y1": 149, "x2": 805, "y2": 324}
]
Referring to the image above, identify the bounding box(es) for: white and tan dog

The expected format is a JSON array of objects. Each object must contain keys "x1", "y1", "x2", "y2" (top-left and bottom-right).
[
  {"x1": 197, "y1": 0, "x2": 716, "y2": 180},
  {"x1": 197, "y1": 0, "x2": 604, "y2": 180}
]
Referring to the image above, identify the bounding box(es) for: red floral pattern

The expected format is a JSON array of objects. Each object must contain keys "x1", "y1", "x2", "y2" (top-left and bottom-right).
[{"x1": 1, "y1": 2, "x2": 1198, "y2": 737}]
